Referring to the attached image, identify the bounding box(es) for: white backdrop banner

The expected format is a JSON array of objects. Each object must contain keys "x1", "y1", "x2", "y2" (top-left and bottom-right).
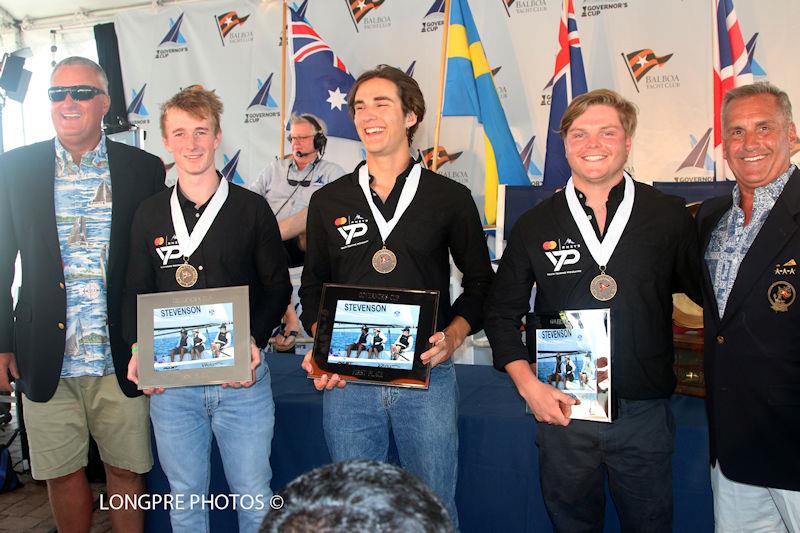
[{"x1": 115, "y1": 0, "x2": 800, "y2": 196}]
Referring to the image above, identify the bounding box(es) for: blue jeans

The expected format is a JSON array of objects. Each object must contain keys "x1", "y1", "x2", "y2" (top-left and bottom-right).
[
  {"x1": 323, "y1": 359, "x2": 459, "y2": 529},
  {"x1": 149, "y1": 361, "x2": 275, "y2": 533}
]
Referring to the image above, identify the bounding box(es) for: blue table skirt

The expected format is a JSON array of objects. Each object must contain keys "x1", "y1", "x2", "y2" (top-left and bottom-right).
[{"x1": 145, "y1": 353, "x2": 713, "y2": 532}]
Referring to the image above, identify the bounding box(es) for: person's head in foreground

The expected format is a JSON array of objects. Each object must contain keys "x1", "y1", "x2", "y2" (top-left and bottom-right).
[{"x1": 259, "y1": 460, "x2": 453, "y2": 533}]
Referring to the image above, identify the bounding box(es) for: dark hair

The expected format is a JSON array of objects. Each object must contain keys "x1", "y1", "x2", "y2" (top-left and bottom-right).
[
  {"x1": 347, "y1": 64, "x2": 425, "y2": 145},
  {"x1": 260, "y1": 460, "x2": 452, "y2": 533}
]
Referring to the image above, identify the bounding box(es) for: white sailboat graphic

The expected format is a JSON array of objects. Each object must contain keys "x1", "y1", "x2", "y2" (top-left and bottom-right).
[
  {"x1": 65, "y1": 318, "x2": 87, "y2": 357},
  {"x1": 67, "y1": 216, "x2": 88, "y2": 246},
  {"x1": 89, "y1": 180, "x2": 111, "y2": 207}
]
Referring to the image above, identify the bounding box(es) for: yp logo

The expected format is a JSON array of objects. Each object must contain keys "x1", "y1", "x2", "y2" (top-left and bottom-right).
[
  {"x1": 154, "y1": 235, "x2": 182, "y2": 267},
  {"x1": 543, "y1": 239, "x2": 581, "y2": 275},
  {"x1": 335, "y1": 215, "x2": 369, "y2": 248}
]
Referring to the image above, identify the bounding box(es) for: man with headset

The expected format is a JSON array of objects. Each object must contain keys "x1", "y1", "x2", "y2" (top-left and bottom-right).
[{"x1": 249, "y1": 114, "x2": 344, "y2": 350}]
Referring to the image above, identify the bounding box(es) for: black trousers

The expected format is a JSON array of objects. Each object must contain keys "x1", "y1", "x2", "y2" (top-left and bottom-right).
[{"x1": 536, "y1": 398, "x2": 675, "y2": 533}]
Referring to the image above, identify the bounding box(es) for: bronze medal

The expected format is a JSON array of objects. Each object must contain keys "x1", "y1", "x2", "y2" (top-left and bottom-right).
[
  {"x1": 590, "y1": 273, "x2": 617, "y2": 301},
  {"x1": 768, "y1": 281, "x2": 795, "y2": 312},
  {"x1": 372, "y1": 247, "x2": 397, "y2": 274},
  {"x1": 175, "y1": 262, "x2": 199, "y2": 288}
]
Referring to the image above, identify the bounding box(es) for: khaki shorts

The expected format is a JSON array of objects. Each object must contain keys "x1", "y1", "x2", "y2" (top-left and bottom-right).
[{"x1": 22, "y1": 374, "x2": 152, "y2": 480}]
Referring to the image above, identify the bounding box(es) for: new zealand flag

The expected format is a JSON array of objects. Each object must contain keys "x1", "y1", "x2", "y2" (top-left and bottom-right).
[{"x1": 290, "y1": 1, "x2": 359, "y2": 140}]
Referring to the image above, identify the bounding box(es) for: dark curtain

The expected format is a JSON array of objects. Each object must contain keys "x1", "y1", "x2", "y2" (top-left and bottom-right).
[{"x1": 94, "y1": 22, "x2": 129, "y2": 133}]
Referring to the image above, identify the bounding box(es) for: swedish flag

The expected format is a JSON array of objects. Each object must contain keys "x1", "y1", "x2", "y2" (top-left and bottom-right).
[{"x1": 443, "y1": 0, "x2": 528, "y2": 225}]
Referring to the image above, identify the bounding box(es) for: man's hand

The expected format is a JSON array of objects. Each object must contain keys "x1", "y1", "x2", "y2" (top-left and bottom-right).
[
  {"x1": 301, "y1": 350, "x2": 346, "y2": 391},
  {"x1": 506, "y1": 359, "x2": 576, "y2": 426},
  {"x1": 420, "y1": 316, "x2": 470, "y2": 368},
  {"x1": 126, "y1": 344, "x2": 165, "y2": 395},
  {"x1": 0, "y1": 352, "x2": 19, "y2": 392},
  {"x1": 223, "y1": 338, "x2": 261, "y2": 389},
  {"x1": 521, "y1": 380, "x2": 577, "y2": 426}
]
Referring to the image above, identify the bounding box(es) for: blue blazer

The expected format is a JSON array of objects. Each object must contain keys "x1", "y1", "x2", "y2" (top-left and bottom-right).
[
  {"x1": 698, "y1": 167, "x2": 800, "y2": 491},
  {"x1": 0, "y1": 138, "x2": 165, "y2": 401}
]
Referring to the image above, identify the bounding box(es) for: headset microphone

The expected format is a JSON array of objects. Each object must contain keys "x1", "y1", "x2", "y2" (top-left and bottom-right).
[{"x1": 295, "y1": 150, "x2": 311, "y2": 158}]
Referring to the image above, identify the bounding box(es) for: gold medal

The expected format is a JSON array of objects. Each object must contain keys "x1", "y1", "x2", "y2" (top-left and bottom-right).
[
  {"x1": 175, "y1": 262, "x2": 199, "y2": 288},
  {"x1": 372, "y1": 247, "x2": 397, "y2": 274},
  {"x1": 590, "y1": 273, "x2": 617, "y2": 301}
]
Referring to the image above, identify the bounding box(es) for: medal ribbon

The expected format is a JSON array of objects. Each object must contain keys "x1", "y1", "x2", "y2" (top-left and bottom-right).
[
  {"x1": 564, "y1": 173, "x2": 635, "y2": 269},
  {"x1": 358, "y1": 163, "x2": 421, "y2": 243},
  {"x1": 170, "y1": 178, "x2": 229, "y2": 260}
]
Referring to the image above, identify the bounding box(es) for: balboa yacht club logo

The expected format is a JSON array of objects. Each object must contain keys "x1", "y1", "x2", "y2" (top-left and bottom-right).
[
  {"x1": 348, "y1": 0, "x2": 391, "y2": 31},
  {"x1": 621, "y1": 48, "x2": 677, "y2": 92},
  {"x1": 419, "y1": 146, "x2": 462, "y2": 169},
  {"x1": 501, "y1": 0, "x2": 547, "y2": 16},
  {"x1": 216, "y1": 11, "x2": 253, "y2": 45}
]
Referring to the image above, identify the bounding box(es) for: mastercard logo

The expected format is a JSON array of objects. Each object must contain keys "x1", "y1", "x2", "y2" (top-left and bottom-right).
[
  {"x1": 154, "y1": 236, "x2": 165, "y2": 246},
  {"x1": 542, "y1": 241, "x2": 557, "y2": 251},
  {"x1": 334, "y1": 217, "x2": 348, "y2": 227}
]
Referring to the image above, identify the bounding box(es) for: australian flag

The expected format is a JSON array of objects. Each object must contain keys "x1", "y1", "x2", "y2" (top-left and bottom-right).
[
  {"x1": 712, "y1": 0, "x2": 753, "y2": 180},
  {"x1": 543, "y1": 0, "x2": 587, "y2": 188},
  {"x1": 290, "y1": 1, "x2": 358, "y2": 140}
]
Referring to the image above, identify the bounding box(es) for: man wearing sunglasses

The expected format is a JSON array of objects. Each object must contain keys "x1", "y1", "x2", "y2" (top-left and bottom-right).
[
  {"x1": 0, "y1": 57, "x2": 165, "y2": 532},
  {"x1": 248, "y1": 114, "x2": 344, "y2": 352}
]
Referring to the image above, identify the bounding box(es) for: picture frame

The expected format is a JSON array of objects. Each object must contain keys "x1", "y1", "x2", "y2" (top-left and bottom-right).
[
  {"x1": 526, "y1": 309, "x2": 612, "y2": 422},
  {"x1": 307, "y1": 284, "x2": 440, "y2": 388},
  {"x1": 136, "y1": 285, "x2": 252, "y2": 389}
]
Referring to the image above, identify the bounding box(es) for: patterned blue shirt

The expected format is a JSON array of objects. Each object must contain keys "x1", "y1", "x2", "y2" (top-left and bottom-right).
[
  {"x1": 705, "y1": 165, "x2": 794, "y2": 317},
  {"x1": 54, "y1": 136, "x2": 115, "y2": 377}
]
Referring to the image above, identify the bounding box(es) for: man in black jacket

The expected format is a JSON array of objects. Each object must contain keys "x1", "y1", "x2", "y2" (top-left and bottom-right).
[
  {"x1": 0, "y1": 57, "x2": 165, "y2": 532},
  {"x1": 124, "y1": 87, "x2": 290, "y2": 533},
  {"x1": 698, "y1": 82, "x2": 800, "y2": 529},
  {"x1": 300, "y1": 65, "x2": 493, "y2": 528},
  {"x1": 485, "y1": 89, "x2": 701, "y2": 532}
]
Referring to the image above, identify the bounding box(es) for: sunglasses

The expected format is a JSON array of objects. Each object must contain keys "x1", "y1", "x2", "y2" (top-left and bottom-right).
[
  {"x1": 287, "y1": 177, "x2": 311, "y2": 187},
  {"x1": 48, "y1": 85, "x2": 105, "y2": 102}
]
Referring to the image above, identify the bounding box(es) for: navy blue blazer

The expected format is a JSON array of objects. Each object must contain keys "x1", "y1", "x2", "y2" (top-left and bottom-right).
[
  {"x1": 0, "y1": 138, "x2": 165, "y2": 402},
  {"x1": 698, "y1": 168, "x2": 800, "y2": 491}
]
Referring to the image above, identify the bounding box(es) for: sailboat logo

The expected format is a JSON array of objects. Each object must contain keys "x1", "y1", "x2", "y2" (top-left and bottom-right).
[
  {"x1": 222, "y1": 150, "x2": 244, "y2": 185},
  {"x1": 127, "y1": 85, "x2": 148, "y2": 116},
  {"x1": 519, "y1": 135, "x2": 543, "y2": 182},
  {"x1": 65, "y1": 319, "x2": 88, "y2": 358},
  {"x1": 90, "y1": 180, "x2": 112, "y2": 207},
  {"x1": 676, "y1": 128, "x2": 714, "y2": 173},
  {"x1": 156, "y1": 13, "x2": 189, "y2": 59},
  {"x1": 160, "y1": 13, "x2": 187, "y2": 45},
  {"x1": 746, "y1": 33, "x2": 767, "y2": 80},
  {"x1": 68, "y1": 216, "x2": 89, "y2": 246},
  {"x1": 247, "y1": 74, "x2": 278, "y2": 110}
]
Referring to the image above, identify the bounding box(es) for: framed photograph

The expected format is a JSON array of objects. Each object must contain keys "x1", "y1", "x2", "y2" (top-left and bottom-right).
[
  {"x1": 526, "y1": 309, "x2": 612, "y2": 422},
  {"x1": 136, "y1": 286, "x2": 252, "y2": 389},
  {"x1": 307, "y1": 284, "x2": 440, "y2": 388}
]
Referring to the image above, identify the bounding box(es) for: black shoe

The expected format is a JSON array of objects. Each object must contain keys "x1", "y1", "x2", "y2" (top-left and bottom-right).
[{"x1": 0, "y1": 411, "x2": 11, "y2": 427}]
